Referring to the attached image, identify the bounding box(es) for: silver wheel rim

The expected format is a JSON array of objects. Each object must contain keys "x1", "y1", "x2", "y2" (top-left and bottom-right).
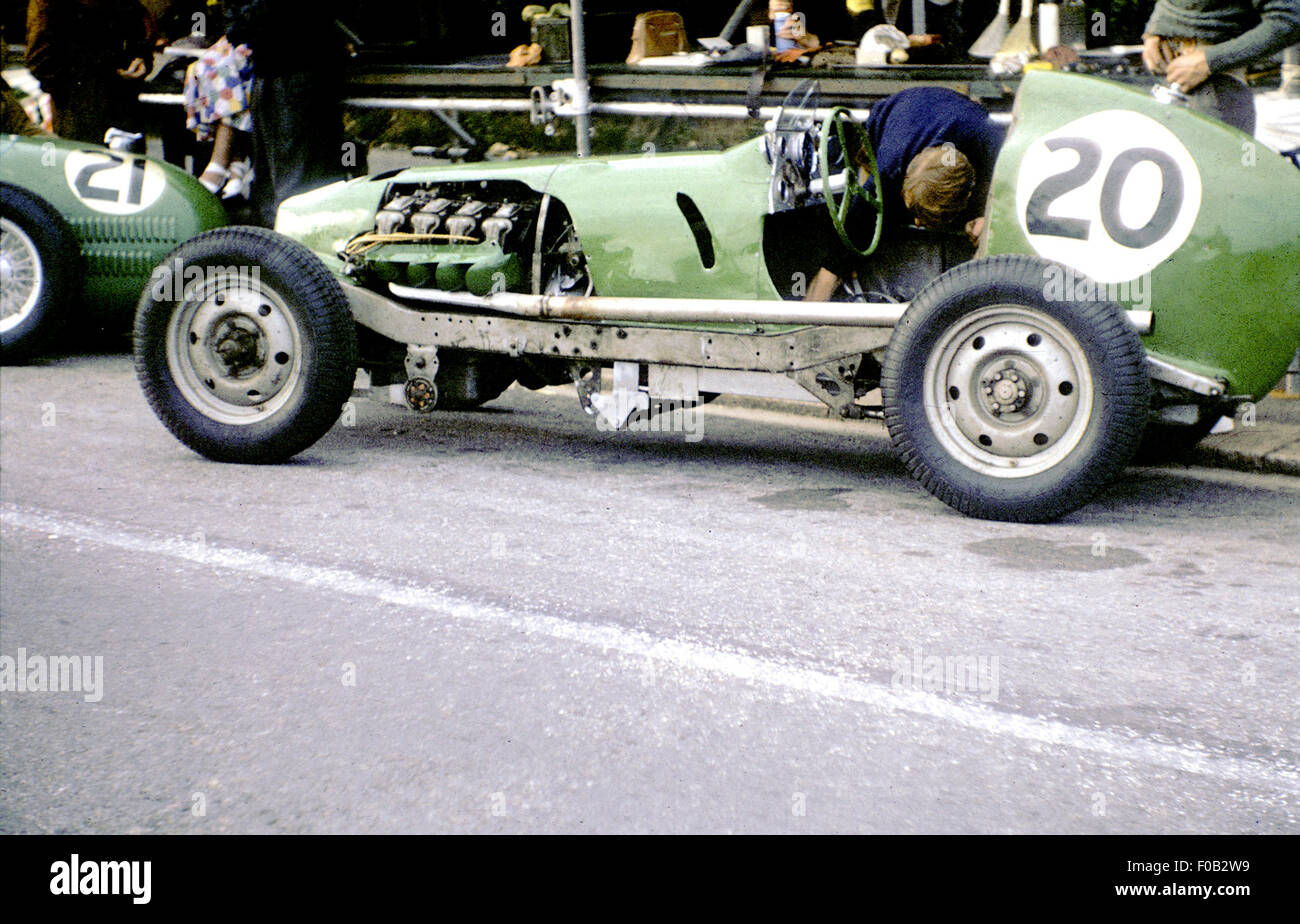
[
  {"x1": 0, "y1": 217, "x2": 44, "y2": 334},
  {"x1": 923, "y1": 305, "x2": 1094, "y2": 479},
  {"x1": 166, "y1": 270, "x2": 305, "y2": 426}
]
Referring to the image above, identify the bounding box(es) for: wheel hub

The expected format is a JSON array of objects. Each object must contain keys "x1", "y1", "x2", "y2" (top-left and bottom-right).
[
  {"x1": 168, "y1": 278, "x2": 303, "y2": 421},
  {"x1": 983, "y1": 367, "x2": 1032, "y2": 416},
  {"x1": 924, "y1": 305, "x2": 1093, "y2": 477},
  {"x1": 212, "y1": 318, "x2": 266, "y2": 377},
  {"x1": 404, "y1": 377, "x2": 437, "y2": 412}
]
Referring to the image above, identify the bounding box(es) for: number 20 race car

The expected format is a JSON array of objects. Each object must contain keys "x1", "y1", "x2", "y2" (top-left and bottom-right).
[{"x1": 130, "y1": 71, "x2": 1300, "y2": 522}]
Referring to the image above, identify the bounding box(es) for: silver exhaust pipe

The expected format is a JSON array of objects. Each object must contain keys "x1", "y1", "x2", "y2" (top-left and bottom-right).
[
  {"x1": 386, "y1": 282, "x2": 1153, "y2": 332},
  {"x1": 388, "y1": 283, "x2": 909, "y2": 326}
]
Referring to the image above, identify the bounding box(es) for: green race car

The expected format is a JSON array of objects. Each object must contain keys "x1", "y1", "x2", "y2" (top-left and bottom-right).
[
  {"x1": 132, "y1": 71, "x2": 1300, "y2": 522},
  {"x1": 0, "y1": 133, "x2": 226, "y2": 361}
]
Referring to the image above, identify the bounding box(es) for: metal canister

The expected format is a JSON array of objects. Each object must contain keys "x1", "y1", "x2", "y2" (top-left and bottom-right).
[{"x1": 532, "y1": 16, "x2": 571, "y2": 63}]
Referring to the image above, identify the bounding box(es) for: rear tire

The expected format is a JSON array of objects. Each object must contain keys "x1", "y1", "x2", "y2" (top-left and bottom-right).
[
  {"x1": 134, "y1": 226, "x2": 358, "y2": 462},
  {"x1": 1, "y1": 184, "x2": 80, "y2": 363},
  {"x1": 882, "y1": 255, "x2": 1150, "y2": 522}
]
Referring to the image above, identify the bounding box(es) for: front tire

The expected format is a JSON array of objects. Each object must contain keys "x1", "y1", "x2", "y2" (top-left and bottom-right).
[
  {"x1": 1, "y1": 184, "x2": 81, "y2": 363},
  {"x1": 881, "y1": 255, "x2": 1150, "y2": 522},
  {"x1": 134, "y1": 226, "x2": 358, "y2": 463}
]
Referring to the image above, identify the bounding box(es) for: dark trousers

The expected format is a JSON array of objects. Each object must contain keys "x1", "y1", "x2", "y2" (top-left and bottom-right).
[
  {"x1": 50, "y1": 75, "x2": 140, "y2": 144},
  {"x1": 248, "y1": 71, "x2": 347, "y2": 228},
  {"x1": 1187, "y1": 74, "x2": 1256, "y2": 136}
]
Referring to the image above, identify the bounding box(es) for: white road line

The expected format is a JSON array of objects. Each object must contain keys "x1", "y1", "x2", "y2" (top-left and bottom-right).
[{"x1": 4, "y1": 502, "x2": 1298, "y2": 794}]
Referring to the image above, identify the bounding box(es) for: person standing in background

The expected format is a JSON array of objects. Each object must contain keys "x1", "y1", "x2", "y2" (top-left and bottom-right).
[
  {"x1": 1143, "y1": 0, "x2": 1300, "y2": 134},
  {"x1": 25, "y1": 0, "x2": 153, "y2": 142},
  {"x1": 183, "y1": 35, "x2": 256, "y2": 197},
  {"x1": 845, "y1": 0, "x2": 885, "y2": 37},
  {"x1": 223, "y1": 0, "x2": 350, "y2": 227}
]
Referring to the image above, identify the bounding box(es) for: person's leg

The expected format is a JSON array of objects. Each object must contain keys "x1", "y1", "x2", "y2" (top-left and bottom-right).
[
  {"x1": 248, "y1": 76, "x2": 274, "y2": 226},
  {"x1": 220, "y1": 130, "x2": 254, "y2": 199},
  {"x1": 249, "y1": 72, "x2": 346, "y2": 228},
  {"x1": 198, "y1": 121, "x2": 236, "y2": 192},
  {"x1": 51, "y1": 74, "x2": 111, "y2": 143}
]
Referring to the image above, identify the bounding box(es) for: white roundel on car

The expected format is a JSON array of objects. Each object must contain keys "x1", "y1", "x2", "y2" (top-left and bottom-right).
[
  {"x1": 1014, "y1": 109, "x2": 1202, "y2": 284},
  {"x1": 64, "y1": 151, "x2": 167, "y2": 216}
]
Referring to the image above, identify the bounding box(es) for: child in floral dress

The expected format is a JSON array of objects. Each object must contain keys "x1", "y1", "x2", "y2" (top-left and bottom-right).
[{"x1": 183, "y1": 37, "x2": 254, "y2": 197}]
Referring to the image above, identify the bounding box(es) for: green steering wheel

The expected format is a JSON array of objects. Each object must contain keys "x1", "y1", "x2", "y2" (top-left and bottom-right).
[{"x1": 818, "y1": 106, "x2": 884, "y2": 259}]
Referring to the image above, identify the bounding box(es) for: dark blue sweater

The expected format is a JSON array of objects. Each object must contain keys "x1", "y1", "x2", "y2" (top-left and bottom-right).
[
  {"x1": 864, "y1": 87, "x2": 1006, "y2": 228},
  {"x1": 822, "y1": 88, "x2": 1004, "y2": 277}
]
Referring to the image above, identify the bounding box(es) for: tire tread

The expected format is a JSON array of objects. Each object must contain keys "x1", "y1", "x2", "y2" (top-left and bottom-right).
[
  {"x1": 133, "y1": 226, "x2": 358, "y2": 463},
  {"x1": 881, "y1": 254, "x2": 1150, "y2": 522}
]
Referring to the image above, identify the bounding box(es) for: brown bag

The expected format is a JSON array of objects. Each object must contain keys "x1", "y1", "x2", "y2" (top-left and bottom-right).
[{"x1": 627, "y1": 11, "x2": 689, "y2": 64}]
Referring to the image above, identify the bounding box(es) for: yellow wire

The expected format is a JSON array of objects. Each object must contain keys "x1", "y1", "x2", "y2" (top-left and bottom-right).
[{"x1": 343, "y1": 231, "x2": 479, "y2": 257}]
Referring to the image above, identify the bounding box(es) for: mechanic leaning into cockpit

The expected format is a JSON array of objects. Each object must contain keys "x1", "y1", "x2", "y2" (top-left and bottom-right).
[{"x1": 805, "y1": 87, "x2": 1005, "y2": 302}]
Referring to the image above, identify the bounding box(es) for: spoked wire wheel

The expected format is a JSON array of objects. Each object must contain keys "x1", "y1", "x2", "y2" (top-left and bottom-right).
[
  {"x1": 0, "y1": 184, "x2": 79, "y2": 362},
  {"x1": 0, "y1": 216, "x2": 43, "y2": 335}
]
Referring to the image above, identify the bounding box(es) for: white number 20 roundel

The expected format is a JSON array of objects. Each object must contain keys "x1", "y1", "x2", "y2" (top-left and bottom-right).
[{"x1": 1015, "y1": 110, "x2": 1201, "y2": 284}]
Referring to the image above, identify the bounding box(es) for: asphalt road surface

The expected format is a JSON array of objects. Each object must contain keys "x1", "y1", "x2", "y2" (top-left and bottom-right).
[{"x1": 2, "y1": 354, "x2": 1297, "y2": 833}]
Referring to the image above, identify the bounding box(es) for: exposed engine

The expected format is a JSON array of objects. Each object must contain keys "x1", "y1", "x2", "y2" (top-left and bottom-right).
[
  {"x1": 348, "y1": 180, "x2": 584, "y2": 405},
  {"x1": 369, "y1": 182, "x2": 537, "y2": 252},
  {"x1": 345, "y1": 180, "x2": 594, "y2": 306},
  {"x1": 342, "y1": 181, "x2": 553, "y2": 298}
]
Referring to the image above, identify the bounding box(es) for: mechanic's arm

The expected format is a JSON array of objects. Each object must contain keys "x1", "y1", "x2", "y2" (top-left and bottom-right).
[
  {"x1": 804, "y1": 190, "x2": 875, "y2": 301},
  {"x1": 118, "y1": 58, "x2": 148, "y2": 79},
  {"x1": 1163, "y1": 0, "x2": 1300, "y2": 89},
  {"x1": 117, "y1": 2, "x2": 157, "y2": 80},
  {"x1": 804, "y1": 268, "x2": 842, "y2": 302},
  {"x1": 1207, "y1": 0, "x2": 1300, "y2": 73}
]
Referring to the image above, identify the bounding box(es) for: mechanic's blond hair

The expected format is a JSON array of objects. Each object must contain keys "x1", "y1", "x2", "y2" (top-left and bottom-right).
[{"x1": 902, "y1": 145, "x2": 975, "y2": 230}]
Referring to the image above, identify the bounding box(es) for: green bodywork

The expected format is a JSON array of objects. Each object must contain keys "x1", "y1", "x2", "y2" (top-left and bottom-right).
[
  {"x1": 276, "y1": 70, "x2": 1299, "y2": 401},
  {"x1": 985, "y1": 71, "x2": 1300, "y2": 400},
  {"x1": 0, "y1": 133, "x2": 227, "y2": 314},
  {"x1": 279, "y1": 141, "x2": 778, "y2": 298}
]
